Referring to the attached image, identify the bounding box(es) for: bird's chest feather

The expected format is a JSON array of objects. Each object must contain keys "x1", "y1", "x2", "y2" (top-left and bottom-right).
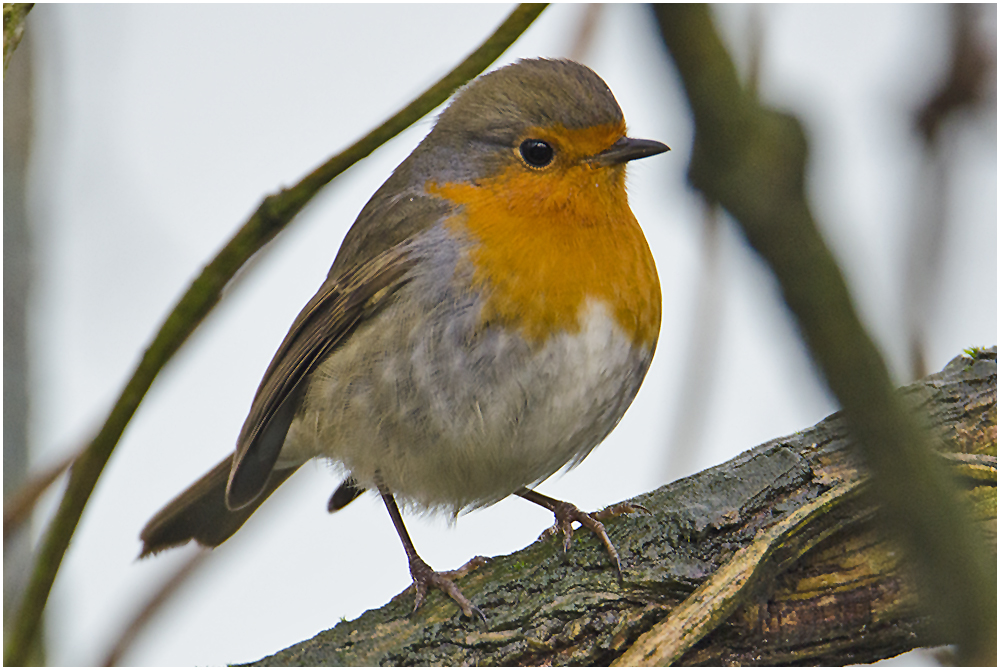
[
  {"x1": 286, "y1": 220, "x2": 656, "y2": 512},
  {"x1": 429, "y1": 162, "x2": 662, "y2": 351},
  {"x1": 365, "y1": 292, "x2": 653, "y2": 512}
]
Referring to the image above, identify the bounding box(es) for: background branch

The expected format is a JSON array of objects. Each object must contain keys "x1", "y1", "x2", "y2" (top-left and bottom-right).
[
  {"x1": 100, "y1": 551, "x2": 210, "y2": 667},
  {"x1": 905, "y1": 4, "x2": 994, "y2": 380},
  {"x1": 2, "y1": 451, "x2": 74, "y2": 543},
  {"x1": 2, "y1": 5, "x2": 547, "y2": 664},
  {"x1": 2, "y1": 2, "x2": 32, "y2": 75}
]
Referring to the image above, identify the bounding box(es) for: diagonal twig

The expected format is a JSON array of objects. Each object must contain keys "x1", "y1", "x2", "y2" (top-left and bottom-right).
[
  {"x1": 100, "y1": 550, "x2": 210, "y2": 667},
  {"x1": 3, "y1": 451, "x2": 76, "y2": 543}
]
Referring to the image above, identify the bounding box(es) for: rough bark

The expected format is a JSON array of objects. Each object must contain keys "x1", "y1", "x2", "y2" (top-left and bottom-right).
[{"x1": 250, "y1": 348, "x2": 996, "y2": 666}]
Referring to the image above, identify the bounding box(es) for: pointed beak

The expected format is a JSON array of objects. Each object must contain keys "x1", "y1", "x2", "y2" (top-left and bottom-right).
[{"x1": 589, "y1": 136, "x2": 670, "y2": 166}]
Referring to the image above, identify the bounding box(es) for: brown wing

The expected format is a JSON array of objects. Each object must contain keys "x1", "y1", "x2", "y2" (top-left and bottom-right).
[{"x1": 225, "y1": 243, "x2": 417, "y2": 509}]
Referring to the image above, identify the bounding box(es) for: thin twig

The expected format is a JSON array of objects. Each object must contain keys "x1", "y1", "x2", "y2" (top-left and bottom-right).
[
  {"x1": 664, "y1": 7, "x2": 761, "y2": 480},
  {"x1": 2, "y1": 5, "x2": 547, "y2": 664},
  {"x1": 566, "y1": 4, "x2": 602, "y2": 62},
  {"x1": 100, "y1": 550, "x2": 210, "y2": 666},
  {"x1": 904, "y1": 4, "x2": 993, "y2": 380},
  {"x1": 3, "y1": 452, "x2": 76, "y2": 543},
  {"x1": 663, "y1": 202, "x2": 722, "y2": 479}
]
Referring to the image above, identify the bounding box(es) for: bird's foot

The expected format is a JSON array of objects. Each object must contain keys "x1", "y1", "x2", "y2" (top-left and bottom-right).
[
  {"x1": 407, "y1": 554, "x2": 487, "y2": 624},
  {"x1": 538, "y1": 500, "x2": 649, "y2": 581}
]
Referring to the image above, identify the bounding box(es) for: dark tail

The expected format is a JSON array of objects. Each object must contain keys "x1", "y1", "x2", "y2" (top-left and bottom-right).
[
  {"x1": 140, "y1": 455, "x2": 298, "y2": 557},
  {"x1": 327, "y1": 477, "x2": 366, "y2": 512}
]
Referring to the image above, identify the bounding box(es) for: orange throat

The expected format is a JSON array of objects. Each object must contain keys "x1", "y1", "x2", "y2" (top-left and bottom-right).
[{"x1": 429, "y1": 157, "x2": 661, "y2": 350}]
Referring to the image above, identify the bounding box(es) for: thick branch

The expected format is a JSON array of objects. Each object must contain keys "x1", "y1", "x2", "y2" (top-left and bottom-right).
[{"x1": 248, "y1": 348, "x2": 996, "y2": 666}]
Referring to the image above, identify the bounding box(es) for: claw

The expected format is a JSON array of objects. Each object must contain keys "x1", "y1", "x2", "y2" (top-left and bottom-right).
[
  {"x1": 593, "y1": 501, "x2": 650, "y2": 520},
  {"x1": 521, "y1": 489, "x2": 647, "y2": 583},
  {"x1": 407, "y1": 554, "x2": 487, "y2": 625}
]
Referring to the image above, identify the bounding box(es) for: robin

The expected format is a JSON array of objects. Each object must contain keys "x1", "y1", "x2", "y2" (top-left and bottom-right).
[{"x1": 141, "y1": 58, "x2": 668, "y2": 621}]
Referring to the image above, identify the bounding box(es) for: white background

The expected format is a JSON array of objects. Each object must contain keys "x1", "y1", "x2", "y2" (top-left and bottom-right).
[{"x1": 17, "y1": 4, "x2": 996, "y2": 666}]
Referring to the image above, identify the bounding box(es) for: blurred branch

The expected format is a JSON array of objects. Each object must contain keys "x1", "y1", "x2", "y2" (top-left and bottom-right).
[
  {"x1": 566, "y1": 4, "x2": 601, "y2": 62},
  {"x1": 2, "y1": 4, "x2": 547, "y2": 665},
  {"x1": 905, "y1": 4, "x2": 995, "y2": 379},
  {"x1": 2, "y1": 452, "x2": 74, "y2": 543},
  {"x1": 915, "y1": 4, "x2": 992, "y2": 144},
  {"x1": 652, "y1": 4, "x2": 995, "y2": 664},
  {"x1": 244, "y1": 350, "x2": 996, "y2": 666},
  {"x1": 101, "y1": 550, "x2": 210, "y2": 666},
  {"x1": 4, "y1": 6, "x2": 40, "y2": 662},
  {"x1": 663, "y1": 203, "x2": 722, "y2": 479},
  {"x1": 665, "y1": 7, "x2": 762, "y2": 480},
  {"x1": 745, "y1": 5, "x2": 763, "y2": 97},
  {"x1": 2, "y1": 3, "x2": 32, "y2": 76}
]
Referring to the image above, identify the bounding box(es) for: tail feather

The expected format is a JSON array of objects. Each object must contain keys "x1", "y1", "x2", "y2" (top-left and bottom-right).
[
  {"x1": 327, "y1": 477, "x2": 366, "y2": 512},
  {"x1": 140, "y1": 455, "x2": 298, "y2": 557}
]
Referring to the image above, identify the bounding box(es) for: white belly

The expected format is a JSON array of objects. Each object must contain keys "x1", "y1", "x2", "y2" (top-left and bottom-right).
[{"x1": 282, "y1": 294, "x2": 653, "y2": 514}]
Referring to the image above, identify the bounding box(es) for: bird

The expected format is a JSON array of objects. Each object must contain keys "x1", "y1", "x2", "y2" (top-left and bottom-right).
[{"x1": 140, "y1": 57, "x2": 668, "y2": 621}]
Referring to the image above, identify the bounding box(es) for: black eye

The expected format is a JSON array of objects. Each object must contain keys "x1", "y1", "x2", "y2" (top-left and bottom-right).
[{"x1": 519, "y1": 139, "x2": 554, "y2": 168}]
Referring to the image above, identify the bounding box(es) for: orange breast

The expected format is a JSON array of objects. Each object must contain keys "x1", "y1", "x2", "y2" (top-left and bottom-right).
[{"x1": 428, "y1": 128, "x2": 661, "y2": 349}]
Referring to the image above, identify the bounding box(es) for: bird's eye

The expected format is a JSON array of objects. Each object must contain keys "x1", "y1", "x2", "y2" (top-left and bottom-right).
[{"x1": 519, "y1": 139, "x2": 555, "y2": 168}]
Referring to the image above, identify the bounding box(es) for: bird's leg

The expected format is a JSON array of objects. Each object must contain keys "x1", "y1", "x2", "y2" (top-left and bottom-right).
[
  {"x1": 515, "y1": 487, "x2": 648, "y2": 582},
  {"x1": 377, "y1": 481, "x2": 486, "y2": 623}
]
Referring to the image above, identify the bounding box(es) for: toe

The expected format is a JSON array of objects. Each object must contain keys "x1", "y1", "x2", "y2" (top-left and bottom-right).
[{"x1": 408, "y1": 556, "x2": 484, "y2": 623}]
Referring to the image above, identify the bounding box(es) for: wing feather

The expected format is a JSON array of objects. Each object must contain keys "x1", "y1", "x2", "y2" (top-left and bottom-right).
[{"x1": 225, "y1": 243, "x2": 417, "y2": 508}]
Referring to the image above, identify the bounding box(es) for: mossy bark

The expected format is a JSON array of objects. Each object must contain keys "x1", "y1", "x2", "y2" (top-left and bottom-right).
[{"x1": 250, "y1": 348, "x2": 996, "y2": 666}]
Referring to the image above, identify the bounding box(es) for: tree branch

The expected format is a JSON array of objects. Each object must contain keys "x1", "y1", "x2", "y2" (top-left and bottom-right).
[{"x1": 246, "y1": 348, "x2": 996, "y2": 666}]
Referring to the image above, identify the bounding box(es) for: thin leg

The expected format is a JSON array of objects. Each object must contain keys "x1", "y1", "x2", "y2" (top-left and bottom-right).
[
  {"x1": 516, "y1": 487, "x2": 648, "y2": 583},
  {"x1": 377, "y1": 481, "x2": 486, "y2": 623}
]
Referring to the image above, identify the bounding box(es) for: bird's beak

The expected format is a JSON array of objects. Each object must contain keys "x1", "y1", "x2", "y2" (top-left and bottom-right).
[{"x1": 589, "y1": 136, "x2": 670, "y2": 166}]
